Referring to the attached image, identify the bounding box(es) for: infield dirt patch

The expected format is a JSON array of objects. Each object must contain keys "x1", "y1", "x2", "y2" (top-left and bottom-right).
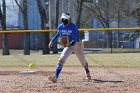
[{"x1": 0, "y1": 67, "x2": 139, "y2": 93}]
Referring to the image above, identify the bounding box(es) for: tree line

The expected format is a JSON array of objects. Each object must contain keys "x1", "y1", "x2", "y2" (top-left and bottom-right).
[{"x1": 0, "y1": 0, "x2": 140, "y2": 55}]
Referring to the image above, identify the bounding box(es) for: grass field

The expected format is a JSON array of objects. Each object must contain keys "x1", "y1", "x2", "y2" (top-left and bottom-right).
[
  {"x1": 0, "y1": 53, "x2": 140, "y2": 68},
  {"x1": 0, "y1": 53, "x2": 140, "y2": 93}
]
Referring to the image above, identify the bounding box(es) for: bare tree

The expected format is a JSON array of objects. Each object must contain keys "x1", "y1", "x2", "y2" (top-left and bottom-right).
[
  {"x1": 36, "y1": 0, "x2": 50, "y2": 54},
  {"x1": 15, "y1": 0, "x2": 30, "y2": 55},
  {"x1": 0, "y1": 0, "x2": 10, "y2": 55},
  {"x1": 52, "y1": 0, "x2": 59, "y2": 54},
  {"x1": 82, "y1": 0, "x2": 129, "y2": 48},
  {"x1": 132, "y1": 7, "x2": 140, "y2": 27},
  {"x1": 114, "y1": 0, "x2": 128, "y2": 48},
  {"x1": 132, "y1": 6, "x2": 140, "y2": 37},
  {"x1": 76, "y1": 0, "x2": 84, "y2": 39},
  {"x1": 83, "y1": 0, "x2": 111, "y2": 47}
]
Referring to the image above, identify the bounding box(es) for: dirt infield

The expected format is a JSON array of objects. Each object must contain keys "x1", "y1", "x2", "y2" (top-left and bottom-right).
[{"x1": 0, "y1": 67, "x2": 139, "y2": 93}]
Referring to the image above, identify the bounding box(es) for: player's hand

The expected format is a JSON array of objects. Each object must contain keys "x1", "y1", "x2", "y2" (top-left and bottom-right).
[{"x1": 48, "y1": 42, "x2": 53, "y2": 49}]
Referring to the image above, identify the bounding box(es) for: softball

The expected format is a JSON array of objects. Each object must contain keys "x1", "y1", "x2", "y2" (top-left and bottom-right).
[{"x1": 28, "y1": 63, "x2": 35, "y2": 69}]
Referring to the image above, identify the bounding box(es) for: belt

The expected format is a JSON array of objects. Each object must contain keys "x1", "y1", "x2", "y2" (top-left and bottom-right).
[{"x1": 77, "y1": 39, "x2": 81, "y2": 42}]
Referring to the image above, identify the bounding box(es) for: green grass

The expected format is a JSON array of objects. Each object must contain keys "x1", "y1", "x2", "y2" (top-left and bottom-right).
[
  {"x1": 86, "y1": 53, "x2": 140, "y2": 68},
  {"x1": 0, "y1": 53, "x2": 140, "y2": 68}
]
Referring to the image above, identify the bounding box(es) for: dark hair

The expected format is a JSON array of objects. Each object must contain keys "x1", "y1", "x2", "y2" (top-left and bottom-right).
[
  {"x1": 64, "y1": 12, "x2": 70, "y2": 16},
  {"x1": 65, "y1": 12, "x2": 71, "y2": 22}
]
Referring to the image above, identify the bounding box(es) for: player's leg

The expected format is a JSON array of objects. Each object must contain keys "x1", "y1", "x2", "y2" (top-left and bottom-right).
[
  {"x1": 48, "y1": 47, "x2": 74, "y2": 83},
  {"x1": 55, "y1": 47, "x2": 74, "y2": 78},
  {"x1": 74, "y1": 41, "x2": 91, "y2": 80}
]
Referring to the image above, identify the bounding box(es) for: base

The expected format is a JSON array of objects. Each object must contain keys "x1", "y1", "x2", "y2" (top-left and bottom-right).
[{"x1": 18, "y1": 71, "x2": 36, "y2": 74}]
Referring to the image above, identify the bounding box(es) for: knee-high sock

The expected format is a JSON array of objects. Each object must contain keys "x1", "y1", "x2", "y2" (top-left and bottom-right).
[{"x1": 55, "y1": 63, "x2": 63, "y2": 78}]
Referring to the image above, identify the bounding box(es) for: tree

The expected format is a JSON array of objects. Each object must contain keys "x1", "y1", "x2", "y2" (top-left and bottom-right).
[
  {"x1": 0, "y1": 0, "x2": 10, "y2": 55},
  {"x1": 36, "y1": 0, "x2": 50, "y2": 54},
  {"x1": 82, "y1": 0, "x2": 111, "y2": 47},
  {"x1": 113, "y1": 0, "x2": 128, "y2": 48},
  {"x1": 132, "y1": 6, "x2": 140, "y2": 36},
  {"x1": 52, "y1": 0, "x2": 59, "y2": 54},
  {"x1": 132, "y1": 7, "x2": 140, "y2": 27},
  {"x1": 76, "y1": 0, "x2": 84, "y2": 39},
  {"x1": 83, "y1": 0, "x2": 129, "y2": 48},
  {"x1": 15, "y1": 0, "x2": 30, "y2": 55}
]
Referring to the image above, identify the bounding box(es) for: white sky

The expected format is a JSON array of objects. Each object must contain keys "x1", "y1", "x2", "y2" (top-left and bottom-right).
[{"x1": 0, "y1": 0, "x2": 19, "y2": 26}]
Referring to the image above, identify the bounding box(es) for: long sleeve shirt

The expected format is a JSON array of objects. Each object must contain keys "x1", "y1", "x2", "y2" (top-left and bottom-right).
[{"x1": 50, "y1": 22, "x2": 80, "y2": 43}]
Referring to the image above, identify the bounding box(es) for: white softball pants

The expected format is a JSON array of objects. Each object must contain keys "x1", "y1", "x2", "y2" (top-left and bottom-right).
[{"x1": 58, "y1": 41, "x2": 88, "y2": 68}]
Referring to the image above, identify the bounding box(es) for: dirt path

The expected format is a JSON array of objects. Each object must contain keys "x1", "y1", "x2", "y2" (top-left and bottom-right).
[{"x1": 0, "y1": 67, "x2": 139, "y2": 93}]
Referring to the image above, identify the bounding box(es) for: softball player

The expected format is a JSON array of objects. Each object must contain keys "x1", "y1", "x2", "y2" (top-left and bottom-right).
[{"x1": 48, "y1": 12, "x2": 91, "y2": 83}]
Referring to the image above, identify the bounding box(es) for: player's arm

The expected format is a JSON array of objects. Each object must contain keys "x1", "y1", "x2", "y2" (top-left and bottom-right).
[{"x1": 48, "y1": 32, "x2": 60, "y2": 49}]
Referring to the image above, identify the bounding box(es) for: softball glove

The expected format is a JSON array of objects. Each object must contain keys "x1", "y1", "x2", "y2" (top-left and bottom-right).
[{"x1": 59, "y1": 36, "x2": 69, "y2": 47}]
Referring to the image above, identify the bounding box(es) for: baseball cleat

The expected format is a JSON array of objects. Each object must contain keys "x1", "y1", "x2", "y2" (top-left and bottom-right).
[
  {"x1": 83, "y1": 75, "x2": 91, "y2": 81},
  {"x1": 87, "y1": 75, "x2": 91, "y2": 81},
  {"x1": 48, "y1": 75, "x2": 57, "y2": 83},
  {"x1": 86, "y1": 72, "x2": 91, "y2": 81}
]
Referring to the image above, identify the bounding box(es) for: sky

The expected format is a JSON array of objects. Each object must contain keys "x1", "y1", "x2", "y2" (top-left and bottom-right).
[{"x1": 0, "y1": 0, "x2": 19, "y2": 26}]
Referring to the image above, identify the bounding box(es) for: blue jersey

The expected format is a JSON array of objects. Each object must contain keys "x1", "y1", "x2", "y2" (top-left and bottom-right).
[{"x1": 50, "y1": 22, "x2": 80, "y2": 43}]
